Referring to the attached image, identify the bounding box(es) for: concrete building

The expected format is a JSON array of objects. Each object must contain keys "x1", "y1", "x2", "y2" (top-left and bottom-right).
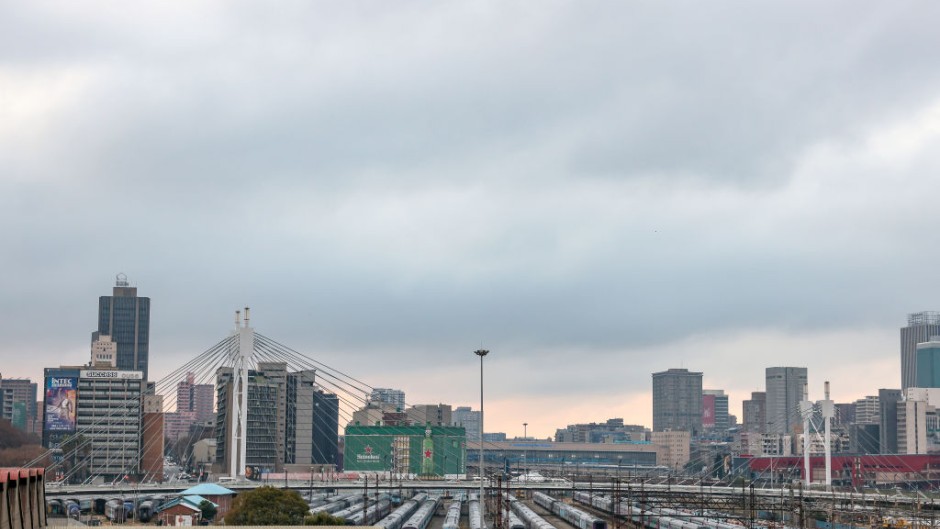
[
  {"x1": 176, "y1": 372, "x2": 214, "y2": 423},
  {"x1": 765, "y1": 367, "x2": 808, "y2": 435},
  {"x1": 285, "y1": 370, "x2": 340, "y2": 467},
  {"x1": 703, "y1": 390, "x2": 729, "y2": 433},
  {"x1": 742, "y1": 392, "x2": 766, "y2": 433},
  {"x1": 90, "y1": 335, "x2": 117, "y2": 368},
  {"x1": 898, "y1": 399, "x2": 929, "y2": 455},
  {"x1": 554, "y1": 419, "x2": 646, "y2": 443},
  {"x1": 75, "y1": 369, "x2": 144, "y2": 479},
  {"x1": 406, "y1": 404, "x2": 452, "y2": 426},
  {"x1": 141, "y1": 394, "x2": 165, "y2": 482},
  {"x1": 855, "y1": 396, "x2": 880, "y2": 424},
  {"x1": 650, "y1": 430, "x2": 690, "y2": 470},
  {"x1": 215, "y1": 364, "x2": 285, "y2": 473},
  {"x1": 0, "y1": 378, "x2": 37, "y2": 432},
  {"x1": 452, "y1": 407, "x2": 481, "y2": 441},
  {"x1": 652, "y1": 368, "x2": 703, "y2": 435},
  {"x1": 93, "y1": 274, "x2": 151, "y2": 379},
  {"x1": 369, "y1": 388, "x2": 405, "y2": 411},
  {"x1": 879, "y1": 388, "x2": 903, "y2": 454}
]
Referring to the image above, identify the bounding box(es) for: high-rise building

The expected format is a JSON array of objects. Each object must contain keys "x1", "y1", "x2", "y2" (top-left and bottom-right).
[
  {"x1": 702, "y1": 389, "x2": 729, "y2": 433},
  {"x1": 311, "y1": 390, "x2": 339, "y2": 466},
  {"x1": 215, "y1": 364, "x2": 286, "y2": 472},
  {"x1": 93, "y1": 274, "x2": 151, "y2": 379},
  {"x1": 901, "y1": 312, "x2": 940, "y2": 391},
  {"x1": 652, "y1": 368, "x2": 703, "y2": 434},
  {"x1": 879, "y1": 388, "x2": 903, "y2": 454},
  {"x1": 898, "y1": 399, "x2": 928, "y2": 454},
  {"x1": 452, "y1": 407, "x2": 481, "y2": 441},
  {"x1": 74, "y1": 369, "x2": 144, "y2": 480},
  {"x1": 742, "y1": 392, "x2": 766, "y2": 433},
  {"x1": 285, "y1": 370, "x2": 338, "y2": 467},
  {"x1": 915, "y1": 339, "x2": 940, "y2": 388},
  {"x1": 0, "y1": 377, "x2": 38, "y2": 432},
  {"x1": 855, "y1": 396, "x2": 880, "y2": 424},
  {"x1": 176, "y1": 372, "x2": 214, "y2": 423},
  {"x1": 765, "y1": 367, "x2": 808, "y2": 435},
  {"x1": 370, "y1": 388, "x2": 405, "y2": 411}
]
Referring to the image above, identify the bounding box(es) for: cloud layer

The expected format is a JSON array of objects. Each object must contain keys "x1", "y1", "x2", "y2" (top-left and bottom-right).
[{"x1": 2, "y1": 2, "x2": 939, "y2": 436}]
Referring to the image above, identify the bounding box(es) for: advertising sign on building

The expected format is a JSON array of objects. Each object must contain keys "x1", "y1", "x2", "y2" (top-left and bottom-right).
[
  {"x1": 80, "y1": 370, "x2": 143, "y2": 380},
  {"x1": 11, "y1": 402, "x2": 26, "y2": 430},
  {"x1": 703, "y1": 394, "x2": 716, "y2": 429},
  {"x1": 45, "y1": 377, "x2": 77, "y2": 432}
]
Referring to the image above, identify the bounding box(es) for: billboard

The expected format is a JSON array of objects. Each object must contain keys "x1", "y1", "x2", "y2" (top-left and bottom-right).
[
  {"x1": 702, "y1": 394, "x2": 716, "y2": 428},
  {"x1": 44, "y1": 377, "x2": 77, "y2": 432}
]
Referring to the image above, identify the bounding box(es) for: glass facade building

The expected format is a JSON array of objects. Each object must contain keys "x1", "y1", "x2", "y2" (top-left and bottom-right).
[{"x1": 94, "y1": 275, "x2": 151, "y2": 380}]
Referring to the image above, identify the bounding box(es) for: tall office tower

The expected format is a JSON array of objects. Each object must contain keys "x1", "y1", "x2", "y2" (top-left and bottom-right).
[
  {"x1": 764, "y1": 367, "x2": 808, "y2": 435},
  {"x1": 0, "y1": 378, "x2": 38, "y2": 431},
  {"x1": 915, "y1": 338, "x2": 940, "y2": 387},
  {"x1": 93, "y1": 274, "x2": 151, "y2": 379},
  {"x1": 286, "y1": 370, "x2": 316, "y2": 465},
  {"x1": 311, "y1": 389, "x2": 339, "y2": 466},
  {"x1": 855, "y1": 396, "x2": 880, "y2": 424},
  {"x1": 901, "y1": 312, "x2": 940, "y2": 391},
  {"x1": 651, "y1": 368, "x2": 703, "y2": 435},
  {"x1": 215, "y1": 363, "x2": 287, "y2": 472},
  {"x1": 702, "y1": 389, "x2": 729, "y2": 433},
  {"x1": 452, "y1": 407, "x2": 481, "y2": 441},
  {"x1": 177, "y1": 372, "x2": 215, "y2": 422},
  {"x1": 898, "y1": 399, "x2": 928, "y2": 454},
  {"x1": 370, "y1": 388, "x2": 405, "y2": 411},
  {"x1": 742, "y1": 392, "x2": 766, "y2": 433},
  {"x1": 879, "y1": 388, "x2": 903, "y2": 454}
]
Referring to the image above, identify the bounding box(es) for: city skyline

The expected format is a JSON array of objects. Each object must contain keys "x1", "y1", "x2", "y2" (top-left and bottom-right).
[{"x1": 3, "y1": 3, "x2": 940, "y2": 438}]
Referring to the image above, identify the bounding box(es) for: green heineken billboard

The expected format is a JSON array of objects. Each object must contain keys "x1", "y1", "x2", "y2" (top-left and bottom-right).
[{"x1": 344, "y1": 424, "x2": 466, "y2": 476}]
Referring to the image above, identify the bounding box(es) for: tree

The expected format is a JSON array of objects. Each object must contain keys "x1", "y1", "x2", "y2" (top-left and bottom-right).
[
  {"x1": 198, "y1": 500, "x2": 217, "y2": 521},
  {"x1": 303, "y1": 512, "x2": 346, "y2": 526},
  {"x1": 223, "y1": 487, "x2": 309, "y2": 526}
]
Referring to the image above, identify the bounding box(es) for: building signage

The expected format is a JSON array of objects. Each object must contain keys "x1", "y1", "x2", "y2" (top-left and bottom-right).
[
  {"x1": 44, "y1": 377, "x2": 77, "y2": 432},
  {"x1": 80, "y1": 370, "x2": 143, "y2": 380},
  {"x1": 356, "y1": 445, "x2": 381, "y2": 462}
]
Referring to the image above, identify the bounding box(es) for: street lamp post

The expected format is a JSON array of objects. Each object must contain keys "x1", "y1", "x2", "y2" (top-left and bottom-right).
[{"x1": 475, "y1": 349, "x2": 489, "y2": 529}]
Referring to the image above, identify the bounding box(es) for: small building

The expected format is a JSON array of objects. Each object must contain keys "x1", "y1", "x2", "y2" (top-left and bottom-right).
[
  {"x1": 179, "y1": 483, "x2": 236, "y2": 517},
  {"x1": 156, "y1": 495, "x2": 211, "y2": 526}
]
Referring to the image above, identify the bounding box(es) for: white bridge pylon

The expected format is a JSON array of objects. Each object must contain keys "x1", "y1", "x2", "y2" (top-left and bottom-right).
[{"x1": 230, "y1": 307, "x2": 253, "y2": 479}]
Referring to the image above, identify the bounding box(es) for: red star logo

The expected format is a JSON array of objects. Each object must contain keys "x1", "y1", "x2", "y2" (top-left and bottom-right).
[
  {"x1": 365, "y1": 446, "x2": 373, "y2": 454},
  {"x1": 424, "y1": 449, "x2": 432, "y2": 458}
]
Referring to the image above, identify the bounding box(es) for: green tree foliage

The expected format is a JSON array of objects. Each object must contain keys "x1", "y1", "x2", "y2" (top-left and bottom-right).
[
  {"x1": 223, "y1": 487, "x2": 310, "y2": 526},
  {"x1": 303, "y1": 512, "x2": 346, "y2": 526},
  {"x1": 198, "y1": 500, "x2": 217, "y2": 521}
]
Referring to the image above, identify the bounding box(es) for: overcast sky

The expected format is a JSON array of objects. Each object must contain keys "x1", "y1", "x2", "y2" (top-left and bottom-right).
[{"x1": 3, "y1": 2, "x2": 940, "y2": 438}]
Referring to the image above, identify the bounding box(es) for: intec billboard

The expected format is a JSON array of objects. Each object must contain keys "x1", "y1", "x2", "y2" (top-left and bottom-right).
[{"x1": 44, "y1": 377, "x2": 77, "y2": 432}]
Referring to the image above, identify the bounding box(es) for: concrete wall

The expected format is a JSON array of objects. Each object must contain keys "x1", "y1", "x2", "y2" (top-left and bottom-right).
[{"x1": 0, "y1": 468, "x2": 45, "y2": 529}]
